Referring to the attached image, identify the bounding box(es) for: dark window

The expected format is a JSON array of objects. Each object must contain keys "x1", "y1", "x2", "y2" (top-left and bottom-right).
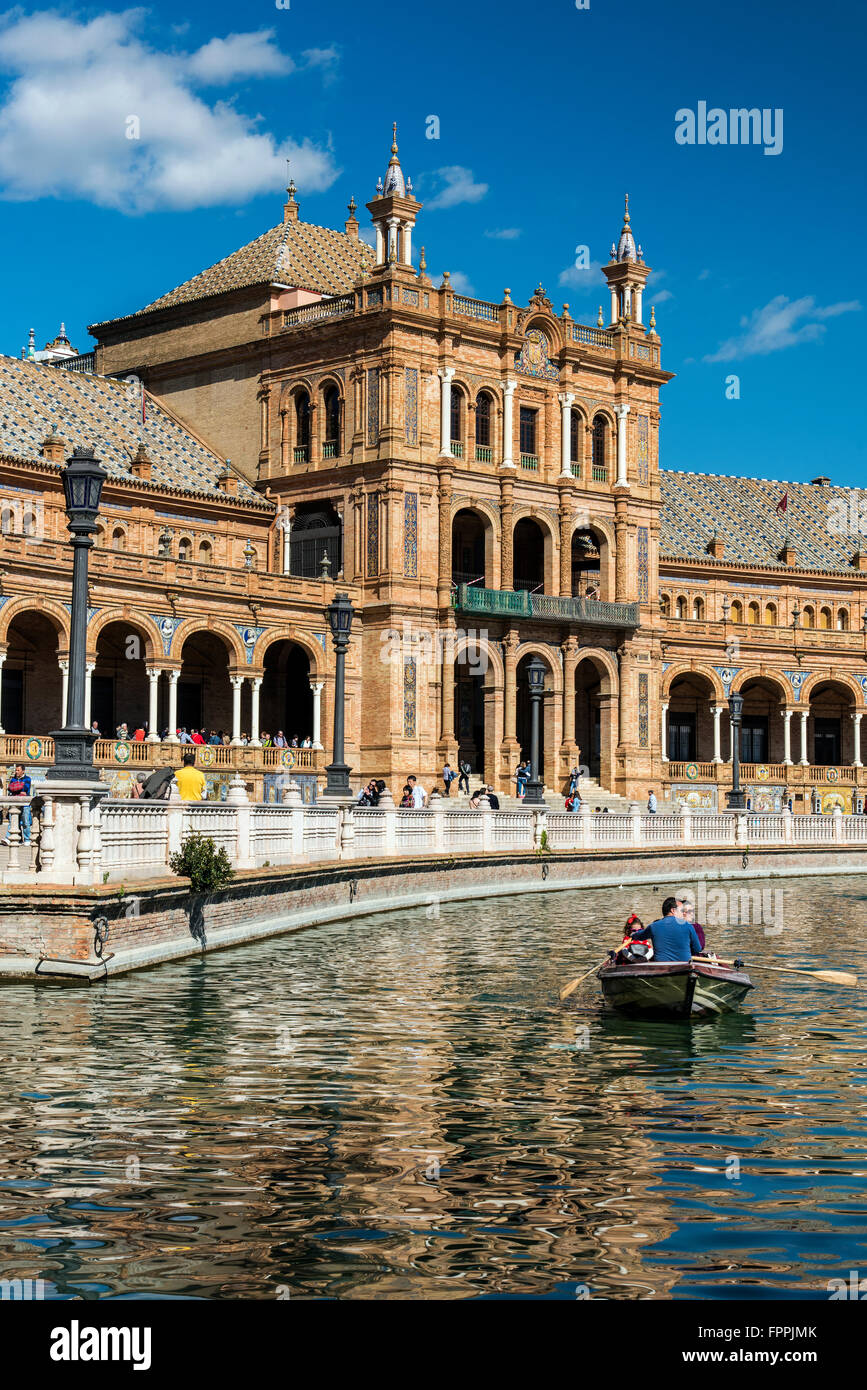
[
  {"x1": 814, "y1": 717, "x2": 841, "y2": 765},
  {"x1": 592, "y1": 416, "x2": 607, "y2": 469},
  {"x1": 740, "y1": 716, "x2": 768, "y2": 763},
  {"x1": 295, "y1": 392, "x2": 311, "y2": 449},
  {"x1": 519, "y1": 407, "x2": 537, "y2": 455},
  {"x1": 476, "y1": 394, "x2": 491, "y2": 446},
  {"x1": 91, "y1": 675, "x2": 114, "y2": 737},
  {"x1": 570, "y1": 409, "x2": 580, "y2": 462},
  {"x1": 0, "y1": 668, "x2": 23, "y2": 734},
  {"x1": 450, "y1": 390, "x2": 462, "y2": 442},
  {"x1": 289, "y1": 506, "x2": 343, "y2": 578},
  {"x1": 668, "y1": 714, "x2": 696, "y2": 762},
  {"x1": 324, "y1": 387, "x2": 340, "y2": 445}
]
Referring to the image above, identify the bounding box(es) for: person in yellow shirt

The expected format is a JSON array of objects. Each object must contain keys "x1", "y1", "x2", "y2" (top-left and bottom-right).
[{"x1": 174, "y1": 752, "x2": 207, "y2": 801}]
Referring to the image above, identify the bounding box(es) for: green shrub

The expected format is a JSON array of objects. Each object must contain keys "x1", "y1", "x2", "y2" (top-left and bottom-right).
[{"x1": 170, "y1": 833, "x2": 234, "y2": 896}]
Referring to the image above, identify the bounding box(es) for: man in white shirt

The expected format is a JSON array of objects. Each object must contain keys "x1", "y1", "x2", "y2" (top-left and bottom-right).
[
  {"x1": 647, "y1": 789, "x2": 658, "y2": 814},
  {"x1": 408, "y1": 775, "x2": 427, "y2": 808}
]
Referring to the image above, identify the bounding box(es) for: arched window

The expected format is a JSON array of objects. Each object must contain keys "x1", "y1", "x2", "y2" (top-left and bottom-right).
[
  {"x1": 22, "y1": 509, "x2": 38, "y2": 538},
  {"x1": 692, "y1": 597, "x2": 704, "y2": 620},
  {"x1": 730, "y1": 600, "x2": 743, "y2": 623},
  {"x1": 802, "y1": 605, "x2": 815, "y2": 629},
  {"x1": 0, "y1": 507, "x2": 14, "y2": 535},
  {"x1": 475, "y1": 393, "x2": 492, "y2": 460},
  {"x1": 295, "y1": 391, "x2": 311, "y2": 462},
  {"x1": 570, "y1": 409, "x2": 581, "y2": 473},
  {"x1": 764, "y1": 602, "x2": 777, "y2": 626},
  {"x1": 289, "y1": 503, "x2": 342, "y2": 578},
  {"x1": 819, "y1": 606, "x2": 832, "y2": 630},
  {"x1": 198, "y1": 540, "x2": 213, "y2": 564},
  {"x1": 747, "y1": 601, "x2": 760, "y2": 625},
  {"x1": 659, "y1": 592, "x2": 670, "y2": 617},
  {"x1": 111, "y1": 527, "x2": 126, "y2": 552},
  {"x1": 178, "y1": 537, "x2": 192, "y2": 562},
  {"x1": 675, "y1": 595, "x2": 687, "y2": 620},
  {"x1": 837, "y1": 608, "x2": 849, "y2": 631},
  {"x1": 592, "y1": 417, "x2": 607, "y2": 478},
  {"x1": 450, "y1": 388, "x2": 464, "y2": 457},
  {"x1": 323, "y1": 386, "x2": 341, "y2": 459}
]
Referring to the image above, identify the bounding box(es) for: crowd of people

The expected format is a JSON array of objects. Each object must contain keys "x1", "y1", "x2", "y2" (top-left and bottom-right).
[{"x1": 93, "y1": 721, "x2": 314, "y2": 747}]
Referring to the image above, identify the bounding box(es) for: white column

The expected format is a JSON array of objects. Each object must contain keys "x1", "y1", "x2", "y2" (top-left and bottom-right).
[
  {"x1": 166, "y1": 670, "x2": 180, "y2": 743},
  {"x1": 281, "y1": 508, "x2": 292, "y2": 575},
  {"x1": 249, "y1": 677, "x2": 262, "y2": 747},
  {"x1": 0, "y1": 654, "x2": 5, "y2": 734},
  {"x1": 615, "y1": 402, "x2": 630, "y2": 487},
  {"x1": 634, "y1": 284, "x2": 644, "y2": 325},
  {"x1": 501, "y1": 378, "x2": 516, "y2": 468},
  {"x1": 782, "y1": 709, "x2": 793, "y2": 765},
  {"x1": 439, "y1": 367, "x2": 454, "y2": 457},
  {"x1": 230, "y1": 676, "x2": 244, "y2": 745},
  {"x1": 609, "y1": 284, "x2": 619, "y2": 325},
  {"x1": 83, "y1": 663, "x2": 94, "y2": 728},
  {"x1": 853, "y1": 712, "x2": 862, "y2": 767},
  {"x1": 711, "y1": 703, "x2": 723, "y2": 763},
  {"x1": 387, "y1": 216, "x2": 399, "y2": 261},
  {"x1": 799, "y1": 709, "x2": 809, "y2": 766},
  {"x1": 558, "y1": 392, "x2": 575, "y2": 477},
  {"x1": 59, "y1": 660, "x2": 69, "y2": 727},
  {"x1": 374, "y1": 222, "x2": 384, "y2": 264},
  {"x1": 661, "y1": 700, "x2": 669, "y2": 761},
  {"x1": 146, "y1": 669, "x2": 161, "y2": 741},
  {"x1": 311, "y1": 681, "x2": 324, "y2": 749},
  {"x1": 403, "y1": 222, "x2": 412, "y2": 266}
]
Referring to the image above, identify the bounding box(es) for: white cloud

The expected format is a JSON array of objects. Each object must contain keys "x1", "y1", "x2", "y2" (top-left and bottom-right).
[
  {"x1": 484, "y1": 227, "x2": 521, "y2": 240},
  {"x1": 430, "y1": 269, "x2": 475, "y2": 295},
  {"x1": 424, "y1": 166, "x2": 488, "y2": 210},
  {"x1": 302, "y1": 46, "x2": 340, "y2": 80},
  {"x1": 187, "y1": 30, "x2": 293, "y2": 84},
  {"x1": 0, "y1": 10, "x2": 339, "y2": 212},
  {"x1": 652, "y1": 289, "x2": 674, "y2": 304},
  {"x1": 557, "y1": 258, "x2": 605, "y2": 290},
  {"x1": 704, "y1": 294, "x2": 862, "y2": 362}
]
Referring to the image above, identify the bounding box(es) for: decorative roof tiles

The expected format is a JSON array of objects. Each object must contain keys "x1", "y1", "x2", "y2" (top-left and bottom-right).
[
  {"x1": 661, "y1": 470, "x2": 863, "y2": 574},
  {"x1": 90, "y1": 217, "x2": 372, "y2": 329},
  {"x1": 0, "y1": 355, "x2": 266, "y2": 506}
]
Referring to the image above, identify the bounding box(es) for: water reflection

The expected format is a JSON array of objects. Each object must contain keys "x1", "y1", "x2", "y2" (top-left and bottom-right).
[{"x1": 0, "y1": 876, "x2": 866, "y2": 1299}]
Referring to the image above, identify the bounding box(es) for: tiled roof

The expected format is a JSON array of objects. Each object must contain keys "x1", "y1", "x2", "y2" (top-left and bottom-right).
[
  {"x1": 661, "y1": 469, "x2": 864, "y2": 573},
  {"x1": 91, "y1": 218, "x2": 372, "y2": 328},
  {"x1": 0, "y1": 355, "x2": 266, "y2": 505}
]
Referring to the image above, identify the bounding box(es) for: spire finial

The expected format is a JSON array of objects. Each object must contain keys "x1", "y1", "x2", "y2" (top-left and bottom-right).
[
  {"x1": 597, "y1": 305, "x2": 604, "y2": 327},
  {"x1": 391, "y1": 121, "x2": 398, "y2": 155},
  {"x1": 348, "y1": 196, "x2": 357, "y2": 217},
  {"x1": 623, "y1": 192, "x2": 630, "y2": 226},
  {"x1": 283, "y1": 161, "x2": 299, "y2": 223},
  {"x1": 381, "y1": 119, "x2": 406, "y2": 196}
]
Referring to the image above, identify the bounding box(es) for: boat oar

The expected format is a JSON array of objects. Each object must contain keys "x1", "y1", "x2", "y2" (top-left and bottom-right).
[
  {"x1": 559, "y1": 959, "x2": 608, "y2": 1002},
  {"x1": 694, "y1": 955, "x2": 857, "y2": 988}
]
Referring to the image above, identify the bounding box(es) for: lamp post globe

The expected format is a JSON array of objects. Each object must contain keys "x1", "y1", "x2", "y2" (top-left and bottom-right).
[
  {"x1": 523, "y1": 656, "x2": 547, "y2": 806},
  {"x1": 726, "y1": 690, "x2": 746, "y2": 811},
  {"x1": 323, "y1": 592, "x2": 355, "y2": 798},
  {"x1": 46, "y1": 445, "x2": 108, "y2": 783}
]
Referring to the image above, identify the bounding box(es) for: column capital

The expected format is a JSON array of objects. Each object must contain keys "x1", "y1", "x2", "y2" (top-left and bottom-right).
[
  {"x1": 167, "y1": 668, "x2": 180, "y2": 684},
  {"x1": 502, "y1": 377, "x2": 517, "y2": 397},
  {"x1": 615, "y1": 401, "x2": 631, "y2": 420},
  {"x1": 230, "y1": 675, "x2": 245, "y2": 690},
  {"x1": 439, "y1": 366, "x2": 455, "y2": 383},
  {"x1": 558, "y1": 391, "x2": 575, "y2": 407}
]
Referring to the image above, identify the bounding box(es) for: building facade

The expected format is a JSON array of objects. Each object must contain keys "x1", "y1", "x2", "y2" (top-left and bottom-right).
[{"x1": 3, "y1": 128, "x2": 867, "y2": 809}]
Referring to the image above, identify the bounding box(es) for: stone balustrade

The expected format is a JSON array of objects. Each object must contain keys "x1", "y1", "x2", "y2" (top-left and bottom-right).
[{"x1": 4, "y1": 787, "x2": 864, "y2": 886}]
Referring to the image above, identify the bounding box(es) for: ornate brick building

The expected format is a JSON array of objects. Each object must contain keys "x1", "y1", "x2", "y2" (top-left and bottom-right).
[{"x1": 4, "y1": 128, "x2": 867, "y2": 810}]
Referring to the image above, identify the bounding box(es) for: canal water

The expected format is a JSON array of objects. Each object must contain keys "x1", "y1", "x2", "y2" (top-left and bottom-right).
[{"x1": 1, "y1": 875, "x2": 866, "y2": 1300}]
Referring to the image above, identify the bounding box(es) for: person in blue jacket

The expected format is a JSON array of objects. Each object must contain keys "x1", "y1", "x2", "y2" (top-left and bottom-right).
[
  {"x1": 3, "y1": 764, "x2": 32, "y2": 844},
  {"x1": 642, "y1": 896, "x2": 702, "y2": 962}
]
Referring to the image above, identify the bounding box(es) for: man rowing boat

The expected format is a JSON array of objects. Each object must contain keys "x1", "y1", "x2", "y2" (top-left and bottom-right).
[{"x1": 635, "y1": 896, "x2": 703, "y2": 962}]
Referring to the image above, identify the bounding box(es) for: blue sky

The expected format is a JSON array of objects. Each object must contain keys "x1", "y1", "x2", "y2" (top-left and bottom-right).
[{"x1": 0, "y1": 0, "x2": 863, "y2": 483}]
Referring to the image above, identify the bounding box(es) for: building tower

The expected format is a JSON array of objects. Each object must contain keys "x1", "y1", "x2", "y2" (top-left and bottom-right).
[
  {"x1": 365, "y1": 124, "x2": 421, "y2": 270},
  {"x1": 603, "y1": 195, "x2": 652, "y2": 327}
]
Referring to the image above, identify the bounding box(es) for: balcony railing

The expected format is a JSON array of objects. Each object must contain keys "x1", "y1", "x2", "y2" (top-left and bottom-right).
[
  {"x1": 293, "y1": 446, "x2": 309, "y2": 463},
  {"x1": 454, "y1": 584, "x2": 639, "y2": 628},
  {"x1": 520, "y1": 454, "x2": 538, "y2": 471},
  {"x1": 283, "y1": 295, "x2": 354, "y2": 329},
  {"x1": 475, "y1": 445, "x2": 493, "y2": 463},
  {"x1": 0, "y1": 735, "x2": 322, "y2": 773},
  {"x1": 322, "y1": 441, "x2": 338, "y2": 459},
  {"x1": 450, "y1": 441, "x2": 464, "y2": 458},
  {"x1": 57, "y1": 351, "x2": 96, "y2": 374},
  {"x1": 453, "y1": 294, "x2": 499, "y2": 322},
  {"x1": 592, "y1": 465, "x2": 608, "y2": 481},
  {"x1": 572, "y1": 324, "x2": 615, "y2": 350}
]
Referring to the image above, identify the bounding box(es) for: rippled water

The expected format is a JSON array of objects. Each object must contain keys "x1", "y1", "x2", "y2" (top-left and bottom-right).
[{"x1": 1, "y1": 875, "x2": 866, "y2": 1300}]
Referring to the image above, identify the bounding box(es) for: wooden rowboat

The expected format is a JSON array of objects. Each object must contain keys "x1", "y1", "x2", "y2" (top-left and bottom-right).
[{"x1": 598, "y1": 955, "x2": 753, "y2": 1018}]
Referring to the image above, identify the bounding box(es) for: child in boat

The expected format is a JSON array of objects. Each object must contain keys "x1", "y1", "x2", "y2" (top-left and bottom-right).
[{"x1": 616, "y1": 913, "x2": 654, "y2": 965}]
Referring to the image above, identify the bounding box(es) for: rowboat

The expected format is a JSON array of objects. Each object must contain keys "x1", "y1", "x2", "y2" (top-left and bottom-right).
[{"x1": 598, "y1": 955, "x2": 753, "y2": 1018}]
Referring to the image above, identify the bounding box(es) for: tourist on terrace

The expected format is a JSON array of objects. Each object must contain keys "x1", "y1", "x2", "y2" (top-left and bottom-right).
[
  {"x1": 515, "y1": 762, "x2": 530, "y2": 799},
  {"x1": 458, "y1": 758, "x2": 471, "y2": 794},
  {"x1": 442, "y1": 762, "x2": 456, "y2": 796},
  {"x1": 2, "y1": 764, "x2": 32, "y2": 844},
  {"x1": 191, "y1": 729, "x2": 205, "y2": 745},
  {"x1": 174, "y1": 752, "x2": 207, "y2": 802},
  {"x1": 116, "y1": 722, "x2": 129, "y2": 740},
  {"x1": 301, "y1": 736, "x2": 311, "y2": 748},
  {"x1": 133, "y1": 724, "x2": 146, "y2": 741},
  {"x1": 178, "y1": 728, "x2": 192, "y2": 743},
  {"x1": 647, "y1": 790, "x2": 658, "y2": 814},
  {"x1": 400, "y1": 784, "x2": 413, "y2": 808},
  {"x1": 208, "y1": 730, "x2": 221, "y2": 746},
  {"x1": 91, "y1": 720, "x2": 100, "y2": 736},
  {"x1": 407, "y1": 775, "x2": 427, "y2": 808},
  {"x1": 568, "y1": 765, "x2": 581, "y2": 796},
  {"x1": 274, "y1": 731, "x2": 286, "y2": 748}
]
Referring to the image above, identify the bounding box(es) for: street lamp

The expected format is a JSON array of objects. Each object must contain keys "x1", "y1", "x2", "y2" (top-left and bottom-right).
[
  {"x1": 323, "y1": 591, "x2": 355, "y2": 798},
  {"x1": 523, "y1": 656, "x2": 547, "y2": 806},
  {"x1": 47, "y1": 446, "x2": 108, "y2": 782},
  {"x1": 726, "y1": 689, "x2": 746, "y2": 811}
]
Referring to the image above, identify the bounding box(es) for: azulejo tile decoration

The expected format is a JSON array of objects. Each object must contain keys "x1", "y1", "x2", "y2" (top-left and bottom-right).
[
  {"x1": 367, "y1": 491, "x2": 379, "y2": 576},
  {"x1": 515, "y1": 329, "x2": 560, "y2": 381},
  {"x1": 403, "y1": 491, "x2": 418, "y2": 577},
  {"x1": 637, "y1": 414, "x2": 649, "y2": 485},
  {"x1": 366, "y1": 367, "x2": 379, "y2": 446},
  {"x1": 403, "y1": 657, "x2": 417, "y2": 738},
  {"x1": 404, "y1": 367, "x2": 418, "y2": 446},
  {"x1": 638, "y1": 672, "x2": 649, "y2": 747},
  {"x1": 637, "y1": 526, "x2": 649, "y2": 602}
]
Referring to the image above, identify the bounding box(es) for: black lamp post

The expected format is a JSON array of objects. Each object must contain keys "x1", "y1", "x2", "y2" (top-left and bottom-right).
[
  {"x1": 524, "y1": 656, "x2": 547, "y2": 806},
  {"x1": 323, "y1": 591, "x2": 355, "y2": 797},
  {"x1": 47, "y1": 446, "x2": 108, "y2": 782},
  {"x1": 726, "y1": 690, "x2": 746, "y2": 810}
]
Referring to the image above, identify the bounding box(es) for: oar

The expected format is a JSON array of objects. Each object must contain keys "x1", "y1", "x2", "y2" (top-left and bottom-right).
[
  {"x1": 694, "y1": 955, "x2": 857, "y2": 988},
  {"x1": 559, "y1": 959, "x2": 608, "y2": 1002}
]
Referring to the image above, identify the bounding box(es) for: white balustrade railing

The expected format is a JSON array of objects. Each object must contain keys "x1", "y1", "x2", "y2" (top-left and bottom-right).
[{"x1": 5, "y1": 788, "x2": 867, "y2": 884}]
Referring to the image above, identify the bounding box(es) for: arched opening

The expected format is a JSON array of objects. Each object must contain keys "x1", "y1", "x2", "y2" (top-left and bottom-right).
[
  {"x1": 198, "y1": 539, "x2": 213, "y2": 564},
  {"x1": 475, "y1": 391, "x2": 493, "y2": 462},
  {"x1": 571, "y1": 528, "x2": 601, "y2": 599},
  {"x1": 178, "y1": 631, "x2": 233, "y2": 739},
  {"x1": 819, "y1": 606, "x2": 832, "y2": 630},
  {"x1": 177, "y1": 536, "x2": 192, "y2": 562},
  {"x1": 747, "y1": 601, "x2": 760, "y2": 625},
  {"x1": 808, "y1": 680, "x2": 855, "y2": 765},
  {"x1": 573, "y1": 655, "x2": 616, "y2": 787},
  {"x1": 260, "y1": 640, "x2": 313, "y2": 745},
  {"x1": 92, "y1": 621, "x2": 152, "y2": 738},
  {"x1": 452, "y1": 508, "x2": 489, "y2": 587},
  {"x1": 802, "y1": 605, "x2": 815, "y2": 628},
  {"x1": 454, "y1": 649, "x2": 486, "y2": 777},
  {"x1": 692, "y1": 597, "x2": 704, "y2": 621},
  {"x1": 450, "y1": 386, "x2": 464, "y2": 458},
  {"x1": 738, "y1": 678, "x2": 786, "y2": 763},
  {"x1": 837, "y1": 608, "x2": 850, "y2": 632},
  {"x1": 730, "y1": 600, "x2": 743, "y2": 623},
  {"x1": 764, "y1": 602, "x2": 777, "y2": 626},
  {"x1": 659, "y1": 592, "x2": 671, "y2": 617},
  {"x1": 675, "y1": 595, "x2": 687, "y2": 620},
  {"x1": 111, "y1": 527, "x2": 126, "y2": 552},
  {"x1": 591, "y1": 416, "x2": 608, "y2": 479},
  {"x1": 513, "y1": 517, "x2": 545, "y2": 591},
  {"x1": 323, "y1": 385, "x2": 341, "y2": 459},
  {"x1": 516, "y1": 653, "x2": 552, "y2": 784},
  {"x1": 2, "y1": 611, "x2": 64, "y2": 732},
  {"x1": 289, "y1": 502, "x2": 342, "y2": 578},
  {"x1": 294, "y1": 390, "x2": 311, "y2": 463},
  {"x1": 667, "y1": 672, "x2": 717, "y2": 762}
]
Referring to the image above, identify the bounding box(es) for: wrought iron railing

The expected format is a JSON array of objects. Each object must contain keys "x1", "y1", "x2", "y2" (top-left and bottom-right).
[{"x1": 454, "y1": 585, "x2": 639, "y2": 627}]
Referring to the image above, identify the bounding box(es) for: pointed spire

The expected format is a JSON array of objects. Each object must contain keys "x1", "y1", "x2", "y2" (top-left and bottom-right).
[
  {"x1": 26, "y1": 328, "x2": 36, "y2": 360},
  {"x1": 647, "y1": 305, "x2": 658, "y2": 338},
  {"x1": 382, "y1": 120, "x2": 406, "y2": 197},
  {"x1": 283, "y1": 161, "x2": 299, "y2": 223},
  {"x1": 616, "y1": 193, "x2": 637, "y2": 262},
  {"x1": 345, "y1": 195, "x2": 359, "y2": 240}
]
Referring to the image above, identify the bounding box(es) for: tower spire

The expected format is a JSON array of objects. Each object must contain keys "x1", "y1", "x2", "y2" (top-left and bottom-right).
[{"x1": 283, "y1": 160, "x2": 299, "y2": 223}]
